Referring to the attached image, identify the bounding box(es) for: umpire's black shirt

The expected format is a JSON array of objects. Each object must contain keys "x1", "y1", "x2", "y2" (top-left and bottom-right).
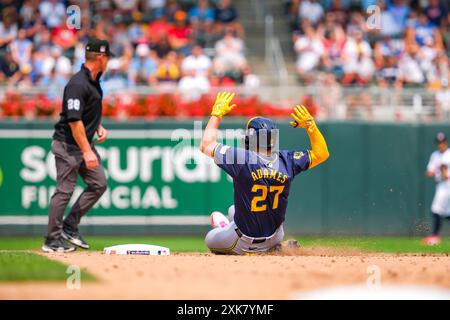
[{"x1": 53, "y1": 64, "x2": 103, "y2": 146}]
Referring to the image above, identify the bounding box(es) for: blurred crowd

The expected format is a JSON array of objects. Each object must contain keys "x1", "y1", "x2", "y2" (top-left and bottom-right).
[
  {"x1": 0, "y1": 0, "x2": 259, "y2": 102},
  {"x1": 288, "y1": 0, "x2": 450, "y2": 91}
]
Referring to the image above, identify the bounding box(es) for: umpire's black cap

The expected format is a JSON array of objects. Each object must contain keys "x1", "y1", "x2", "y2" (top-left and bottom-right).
[
  {"x1": 436, "y1": 132, "x2": 447, "y2": 143},
  {"x1": 85, "y1": 38, "x2": 114, "y2": 57}
]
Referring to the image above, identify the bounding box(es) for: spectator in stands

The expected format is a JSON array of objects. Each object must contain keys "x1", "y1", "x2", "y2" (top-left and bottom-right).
[
  {"x1": 374, "y1": 35, "x2": 404, "y2": 61},
  {"x1": 19, "y1": 0, "x2": 36, "y2": 25},
  {"x1": 425, "y1": 0, "x2": 447, "y2": 27},
  {"x1": 168, "y1": 10, "x2": 192, "y2": 55},
  {"x1": 103, "y1": 58, "x2": 129, "y2": 95},
  {"x1": 143, "y1": 0, "x2": 167, "y2": 17},
  {"x1": 6, "y1": 55, "x2": 33, "y2": 88},
  {"x1": 374, "y1": 36, "x2": 403, "y2": 88},
  {"x1": 215, "y1": 0, "x2": 243, "y2": 38},
  {"x1": 427, "y1": 50, "x2": 449, "y2": 89},
  {"x1": 165, "y1": 0, "x2": 181, "y2": 23},
  {"x1": 178, "y1": 68, "x2": 210, "y2": 101},
  {"x1": 20, "y1": 0, "x2": 44, "y2": 40},
  {"x1": 93, "y1": 0, "x2": 114, "y2": 19},
  {"x1": 129, "y1": 43, "x2": 158, "y2": 86},
  {"x1": 72, "y1": 39, "x2": 89, "y2": 73},
  {"x1": 0, "y1": 8, "x2": 18, "y2": 52},
  {"x1": 298, "y1": 0, "x2": 324, "y2": 27},
  {"x1": 189, "y1": 0, "x2": 215, "y2": 28},
  {"x1": 2, "y1": 0, "x2": 449, "y2": 120},
  {"x1": 38, "y1": 0, "x2": 66, "y2": 29},
  {"x1": 322, "y1": 28, "x2": 346, "y2": 79},
  {"x1": 294, "y1": 28, "x2": 324, "y2": 83},
  {"x1": 30, "y1": 49, "x2": 45, "y2": 84},
  {"x1": 342, "y1": 29, "x2": 374, "y2": 86},
  {"x1": 147, "y1": 10, "x2": 172, "y2": 43},
  {"x1": 327, "y1": 0, "x2": 347, "y2": 27},
  {"x1": 181, "y1": 45, "x2": 212, "y2": 77},
  {"x1": 156, "y1": 50, "x2": 181, "y2": 83},
  {"x1": 41, "y1": 46, "x2": 71, "y2": 82},
  {"x1": 51, "y1": 23, "x2": 78, "y2": 51},
  {"x1": 113, "y1": 0, "x2": 139, "y2": 16},
  {"x1": 406, "y1": 12, "x2": 445, "y2": 50},
  {"x1": 189, "y1": 0, "x2": 215, "y2": 46},
  {"x1": 34, "y1": 29, "x2": 54, "y2": 53},
  {"x1": 376, "y1": 0, "x2": 404, "y2": 37},
  {"x1": 110, "y1": 22, "x2": 133, "y2": 67},
  {"x1": 388, "y1": 0, "x2": 410, "y2": 32},
  {"x1": 419, "y1": 37, "x2": 440, "y2": 84},
  {"x1": 346, "y1": 11, "x2": 367, "y2": 36},
  {"x1": 213, "y1": 27, "x2": 246, "y2": 78},
  {"x1": 216, "y1": 0, "x2": 238, "y2": 25},
  {"x1": 376, "y1": 55, "x2": 400, "y2": 88},
  {"x1": 396, "y1": 44, "x2": 425, "y2": 86},
  {"x1": 9, "y1": 29, "x2": 33, "y2": 70},
  {"x1": 153, "y1": 34, "x2": 173, "y2": 58},
  {"x1": 0, "y1": 50, "x2": 19, "y2": 84},
  {"x1": 39, "y1": 66, "x2": 67, "y2": 100},
  {"x1": 128, "y1": 21, "x2": 146, "y2": 46}
]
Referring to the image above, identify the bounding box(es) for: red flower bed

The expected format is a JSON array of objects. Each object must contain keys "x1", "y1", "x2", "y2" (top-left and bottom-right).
[{"x1": 0, "y1": 91, "x2": 293, "y2": 119}]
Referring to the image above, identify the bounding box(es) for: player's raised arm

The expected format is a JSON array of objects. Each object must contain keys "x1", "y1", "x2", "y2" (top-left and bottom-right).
[
  {"x1": 200, "y1": 92, "x2": 236, "y2": 158},
  {"x1": 290, "y1": 105, "x2": 329, "y2": 169}
]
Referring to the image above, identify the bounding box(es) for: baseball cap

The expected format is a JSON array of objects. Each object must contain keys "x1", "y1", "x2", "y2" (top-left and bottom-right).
[
  {"x1": 85, "y1": 38, "x2": 114, "y2": 57},
  {"x1": 436, "y1": 132, "x2": 447, "y2": 143},
  {"x1": 136, "y1": 43, "x2": 150, "y2": 57}
]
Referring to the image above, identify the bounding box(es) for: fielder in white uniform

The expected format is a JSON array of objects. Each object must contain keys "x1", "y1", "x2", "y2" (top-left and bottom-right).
[{"x1": 424, "y1": 132, "x2": 450, "y2": 245}]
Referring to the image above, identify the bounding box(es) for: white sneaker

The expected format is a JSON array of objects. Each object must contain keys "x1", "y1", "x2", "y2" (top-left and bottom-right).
[{"x1": 210, "y1": 211, "x2": 230, "y2": 228}]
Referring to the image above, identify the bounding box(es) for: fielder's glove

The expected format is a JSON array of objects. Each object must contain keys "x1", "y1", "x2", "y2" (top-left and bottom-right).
[
  {"x1": 211, "y1": 92, "x2": 236, "y2": 119},
  {"x1": 290, "y1": 105, "x2": 317, "y2": 133}
]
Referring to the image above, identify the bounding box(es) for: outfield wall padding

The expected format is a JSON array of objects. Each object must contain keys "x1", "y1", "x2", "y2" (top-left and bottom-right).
[{"x1": 0, "y1": 119, "x2": 448, "y2": 236}]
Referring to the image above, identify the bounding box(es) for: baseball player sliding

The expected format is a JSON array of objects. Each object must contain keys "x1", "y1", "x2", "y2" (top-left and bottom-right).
[
  {"x1": 423, "y1": 132, "x2": 450, "y2": 245},
  {"x1": 200, "y1": 92, "x2": 329, "y2": 254}
]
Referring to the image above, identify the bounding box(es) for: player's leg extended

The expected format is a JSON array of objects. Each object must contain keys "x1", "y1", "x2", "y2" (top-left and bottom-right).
[
  {"x1": 205, "y1": 221, "x2": 243, "y2": 255},
  {"x1": 432, "y1": 213, "x2": 443, "y2": 236},
  {"x1": 47, "y1": 141, "x2": 80, "y2": 240},
  {"x1": 64, "y1": 147, "x2": 107, "y2": 232},
  {"x1": 425, "y1": 185, "x2": 450, "y2": 245}
]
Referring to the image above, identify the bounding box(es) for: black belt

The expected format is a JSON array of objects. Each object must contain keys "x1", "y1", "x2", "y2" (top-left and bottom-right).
[{"x1": 235, "y1": 228, "x2": 267, "y2": 244}]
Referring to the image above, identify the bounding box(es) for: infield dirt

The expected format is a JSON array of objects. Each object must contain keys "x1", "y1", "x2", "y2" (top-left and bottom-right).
[{"x1": 0, "y1": 248, "x2": 449, "y2": 299}]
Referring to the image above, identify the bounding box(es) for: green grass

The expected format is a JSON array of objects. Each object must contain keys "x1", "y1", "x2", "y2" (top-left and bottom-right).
[
  {"x1": 0, "y1": 236, "x2": 449, "y2": 254},
  {"x1": 0, "y1": 236, "x2": 207, "y2": 252},
  {"x1": 0, "y1": 252, "x2": 95, "y2": 281},
  {"x1": 297, "y1": 237, "x2": 450, "y2": 254}
]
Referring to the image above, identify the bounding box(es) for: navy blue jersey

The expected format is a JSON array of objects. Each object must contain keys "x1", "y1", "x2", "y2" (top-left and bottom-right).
[{"x1": 213, "y1": 144, "x2": 311, "y2": 237}]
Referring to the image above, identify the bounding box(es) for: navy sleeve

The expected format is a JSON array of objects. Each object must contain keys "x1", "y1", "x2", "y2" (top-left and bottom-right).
[
  {"x1": 213, "y1": 143, "x2": 247, "y2": 178},
  {"x1": 64, "y1": 84, "x2": 86, "y2": 122},
  {"x1": 287, "y1": 149, "x2": 311, "y2": 176}
]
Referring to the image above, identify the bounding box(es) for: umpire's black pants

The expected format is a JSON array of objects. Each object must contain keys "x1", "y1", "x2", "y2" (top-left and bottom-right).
[{"x1": 47, "y1": 139, "x2": 107, "y2": 240}]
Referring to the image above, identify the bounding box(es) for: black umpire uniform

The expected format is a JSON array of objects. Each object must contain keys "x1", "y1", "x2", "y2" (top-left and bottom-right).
[{"x1": 44, "y1": 40, "x2": 111, "y2": 251}]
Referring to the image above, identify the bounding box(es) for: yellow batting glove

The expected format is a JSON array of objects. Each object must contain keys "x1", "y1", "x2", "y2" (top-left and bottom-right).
[
  {"x1": 290, "y1": 105, "x2": 317, "y2": 133},
  {"x1": 211, "y1": 92, "x2": 236, "y2": 119}
]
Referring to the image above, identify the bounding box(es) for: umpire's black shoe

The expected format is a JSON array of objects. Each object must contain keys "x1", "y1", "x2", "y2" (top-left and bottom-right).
[
  {"x1": 42, "y1": 238, "x2": 76, "y2": 253},
  {"x1": 61, "y1": 228, "x2": 90, "y2": 249}
]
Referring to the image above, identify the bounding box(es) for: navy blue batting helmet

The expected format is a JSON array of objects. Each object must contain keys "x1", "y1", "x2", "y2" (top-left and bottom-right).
[{"x1": 244, "y1": 117, "x2": 278, "y2": 150}]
